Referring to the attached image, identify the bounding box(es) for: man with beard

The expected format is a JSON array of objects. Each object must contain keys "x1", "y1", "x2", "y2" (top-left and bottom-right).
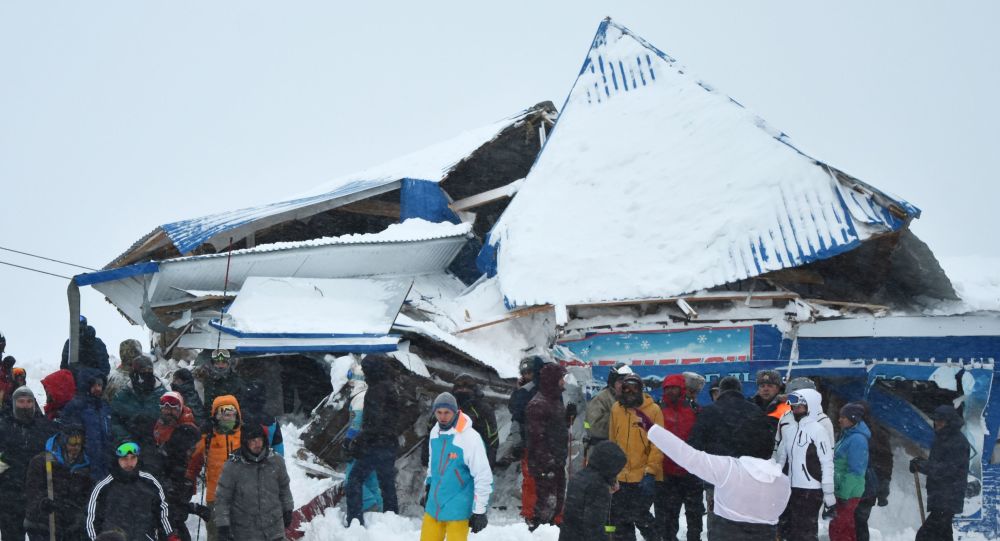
[
  {"x1": 86, "y1": 441, "x2": 176, "y2": 541},
  {"x1": 0, "y1": 387, "x2": 55, "y2": 540},
  {"x1": 24, "y1": 423, "x2": 93, "y2": 541},
  {"x1": 584, "y1": 363, "x2": 632, "y2": 448},
  {"x1": 61, "y1": 367, "x2": 114, "y2": 480},
  {"x1": 608, "y1": 373, "x2": 664, "y2": 541},
  {"x1": 197, "y1": 350, "x2": 245, "y2": 423},
  {"x1": 110, "y1": 355, "x2": 165, "y2": 449},
  {"x1": 451, "y1": 374, "x2": 498, "y2": 468},
  {"x1": 525, "y1": 363, "x2": 570, "y2": 529},
  {"x1": 774, "y1": 389, "x2": 835, "y2": 541}
]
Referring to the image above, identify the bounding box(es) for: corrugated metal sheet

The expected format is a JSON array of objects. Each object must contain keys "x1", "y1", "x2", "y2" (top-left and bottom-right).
[{"x1": 490, "y1": 19, "x2": 920, "y2": 307}]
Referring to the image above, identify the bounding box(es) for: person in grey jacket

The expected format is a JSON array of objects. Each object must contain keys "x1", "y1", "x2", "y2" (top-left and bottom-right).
[{"x1": 214, "y1": 423, "x2": 294, "y2": 541}]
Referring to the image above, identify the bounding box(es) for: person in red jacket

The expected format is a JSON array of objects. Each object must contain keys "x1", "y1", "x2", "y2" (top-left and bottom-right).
[
  {"x1": 656, "y1": 374, "x2": 703, "y2": 541},
  {"x1": 41, "y1": 369, "x2": 77, "y2": 421},
  {"x1": 525, "y1": 363, "x2": 569, "y2": 529}
]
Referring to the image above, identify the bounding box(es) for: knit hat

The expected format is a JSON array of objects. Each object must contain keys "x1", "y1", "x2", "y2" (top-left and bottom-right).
[
  {"x1": 755, "y1": 370, "x2": 782, "y2": 387},
  {"x1": 840, "y1": 403, "x2": 865, "y2": 425},
  {"x1": 12, "y1": 386, "x2": 34, "y2": 402},
  {"x1": 432, "y1": 392, "x2": 458, "y2": 414},
  {"x1": 785, "y1": 377, "x2": 816, "y2": 394}
]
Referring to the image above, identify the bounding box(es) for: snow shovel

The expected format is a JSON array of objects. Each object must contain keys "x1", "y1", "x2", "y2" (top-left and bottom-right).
[
  {"x1": 913, "y1": 470, "x2": 926, "y2": 524},
  {"x1": 45, "y1": 452, "x2": 56, "y2": 541}
]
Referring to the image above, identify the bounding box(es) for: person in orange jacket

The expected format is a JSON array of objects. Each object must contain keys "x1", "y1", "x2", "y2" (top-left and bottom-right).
[
  {"x1": 608, "y1": 374, "x2": 664, "y2": 541},
  {"x1": 186, "y1": 395, "x2": 242, "y2": 541}
]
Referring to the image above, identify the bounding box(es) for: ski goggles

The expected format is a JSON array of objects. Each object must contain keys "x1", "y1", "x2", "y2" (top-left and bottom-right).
[
  {"x1": 216, "y1": 404, "x2": 237, "y2": 416},
  {"x1": 211, "y1": 349, "x2": 231, "y2": 363},
  {"x1": 786, "y1": 393, "x2": 806, "y2": 407},
  {"x1": 160, "y1": 395, "x2": 182, "y2": 409},
  {"x1": 115, "y1": 441, "x2": 141, "y2": 457}
]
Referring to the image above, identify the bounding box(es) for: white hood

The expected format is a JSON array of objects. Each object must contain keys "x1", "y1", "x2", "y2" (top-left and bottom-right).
[
  {"x1": 791, "y1": 388, "x2": 823, "y2": 424},
  {"x1": 738, "y1": 456, "x2": 784, "y2": 483}
]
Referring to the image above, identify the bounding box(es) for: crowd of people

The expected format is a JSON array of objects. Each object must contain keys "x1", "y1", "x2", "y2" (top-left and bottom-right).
[
  {"x1": 340, "y1": 353, "x2": 969, "y2": 541},
  {"x1": 0, "y1": 324, "x2": 973, "y2": 541},
  {"x1": 0, "y1": 327, "x2": 293, "y2": 541}
]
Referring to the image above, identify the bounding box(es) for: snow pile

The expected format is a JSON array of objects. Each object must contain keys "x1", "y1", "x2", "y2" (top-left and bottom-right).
[
  {"x1": 938, "y1": 255, "x2": 1000, "y2": 312},
  {"x1": 492, "y1": 20, "x2": 912, "y2": 307},
  {"x1": 283, "y1": 422, "x2": 338, "y2": 504},
  {"x1": 224, "y1": 276, "x2": 410, "y2": 334},
  {"x1": 299, "y1": 507, "x2": 560, "y2": 541}
]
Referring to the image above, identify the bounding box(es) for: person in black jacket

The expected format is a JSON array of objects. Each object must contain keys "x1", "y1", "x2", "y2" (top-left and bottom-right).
[
  {"x1": 171, "y1": 368, "x2": 205, "y2": 427},
  {"x1": 452, "y1": 373, "x2": 499, "y2": 468},
  {"x1": 85, "y1": 440, "x2": 176, "y2": 541},
  {"x1": 240, "y1": 380, "x2": 284, "y2": 456},
  {"x1": 910, "y1": 405, "x2": 971, "y2": 541},
  {"x1": 343, "y1": 355, "x2": 400, "y2": 527},
  {"x1": 559, "y1": 440, "x2": 627, "y2": 541},
  {"x1": 24, "y1": 422, "x2": 93, "y2": 541},
  {"x1": 61, "y1": 315, "x2": 111, "y2": 381},
  {"x1": 689, "y1": 376, "x2": 773, "y2": 458},
  {"x1": 0, "y1": 386, "x2": 55, "y2": 541}
]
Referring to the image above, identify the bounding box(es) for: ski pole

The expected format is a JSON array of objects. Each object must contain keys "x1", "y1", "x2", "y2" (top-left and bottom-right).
[
  {"x1": 913, "y1": 470, "x2": 925, "y2": 524},
  {"x1": 45, "y1": 452, "x2": 56, "y2": 541}
]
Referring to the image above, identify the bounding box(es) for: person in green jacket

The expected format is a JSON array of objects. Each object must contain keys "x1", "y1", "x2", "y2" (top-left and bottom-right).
[
  {"x1": 583, "y1": 363, "x2": 631, "y2": 448},
  {"x1": 829, "y1": 403, "x2": 870, "y2": 541}
]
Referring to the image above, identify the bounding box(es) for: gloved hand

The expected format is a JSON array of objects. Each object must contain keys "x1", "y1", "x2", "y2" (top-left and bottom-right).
[
  {"x1": 342, "y1": 437, "x2": 360, "y2": 458},
  {"x1": 565, "y1": 403, "x2": 578, "y2": 425},
  {"x1": 639, "y1": 474, "x2": 656, "y2": 497},
  {"x1": 419, "y1": 484, "x2": 430, "y2": 507},
  {"x1": 823, "y1": 492, "x2": 836, "y2": 508},
  {"x1": 822, "y1": 504, "x2": 837, "y2": 520},
  {"x1": 283, "y1": 510, "x2": 294, "y2": 528},
  {"x1": 877, "y1": 495, "x2": 889, "y2": 507},
  {"x1": 633, "y1": 408, "x2": 654, "y2": 432},
  {"x1": 910, "y1": 457, "x2": 926, "y2": 474},
  {"x1": 188, "y1": 502, "x2": 212, "y2": 521},
  {"x1": 217, "y1": 525, "x2": 234, "y2": 541},
  {"x1": 469, "y1": 513, "x2": 488, "y2": 533}
]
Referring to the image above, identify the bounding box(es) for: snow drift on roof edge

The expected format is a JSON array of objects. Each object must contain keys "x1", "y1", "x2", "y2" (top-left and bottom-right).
[
  {"x1": 492, "y1": 19, "x2": 919, "y2": 307},
  {"x1": 148, "y1": 106, "x2": 542, "y2": 258}
]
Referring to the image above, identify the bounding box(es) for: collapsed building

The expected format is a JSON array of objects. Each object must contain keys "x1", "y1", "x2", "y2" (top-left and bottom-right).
[{"x1": 66, "y1": 17, "x2": 999, "y2": 537}]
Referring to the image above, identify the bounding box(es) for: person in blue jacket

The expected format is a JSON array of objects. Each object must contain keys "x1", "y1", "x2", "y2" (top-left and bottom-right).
[
  {"x1": 60, "y1": 367, "x2": 112, "y2": 480},
  {"x1": 420, "y1": 392, "x2": 493, "y2": 541}
]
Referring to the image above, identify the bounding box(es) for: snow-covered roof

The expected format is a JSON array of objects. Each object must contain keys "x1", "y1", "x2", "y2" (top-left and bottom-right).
[
  {"x1": 110, "y1": 106, "x2": 543, "y2": 264},
  {"x1": 77, "y1": 219, "x2": 470, "y2": 325},
  {"x1": 490, "y1": 19, "x2": 919, "y2": 307}
]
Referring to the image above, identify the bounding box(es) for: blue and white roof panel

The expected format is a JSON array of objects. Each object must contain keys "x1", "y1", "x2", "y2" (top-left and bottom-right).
[
  {"x1": 491, "y1": 19, "x2": 919, "y2": 307},
  {"x1": 119, "y1": 106, "x2": 541, "y2": 262}
]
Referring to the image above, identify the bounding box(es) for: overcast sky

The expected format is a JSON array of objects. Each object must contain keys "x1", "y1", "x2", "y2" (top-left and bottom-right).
[{"x1": 1, "y1": 2, "x2": 997, "y2": 371}]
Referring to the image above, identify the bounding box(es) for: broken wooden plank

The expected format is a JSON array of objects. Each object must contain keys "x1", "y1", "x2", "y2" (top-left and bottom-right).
[
  {"x1": 337, "y1": 198, "x2": 401, "y2": 218},
  {"x1": 449, "y1": 179, "x2": 523, "y2": 212},
  {"x1": 568, "y1": 291, "x2": 800, "y2": 309},
  {"x1": 454, "y1": 304, "x2": 554, "y2": 334},
  {"x1": 805, "y1": 298, "x2": 890, "y2": 313}
]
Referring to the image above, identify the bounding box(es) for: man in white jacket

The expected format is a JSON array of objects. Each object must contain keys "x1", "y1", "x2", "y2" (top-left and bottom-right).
[
  {"x1": 774, "y1": 388, "x2": 835, "y2": 541},
  {"x1": 773, "y1": 378, "x2": 834, "y2": 460},
  {"x1": 633, "y1": 408, "x2": 790, "y2": 541}
]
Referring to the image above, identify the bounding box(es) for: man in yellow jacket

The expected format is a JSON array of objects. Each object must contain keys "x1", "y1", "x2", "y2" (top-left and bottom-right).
[{"x1": 608, "y1": 374, "x2": 664, "y2": 541}]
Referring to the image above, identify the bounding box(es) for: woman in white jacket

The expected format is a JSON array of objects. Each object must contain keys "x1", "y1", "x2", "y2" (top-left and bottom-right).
[
  {"x1": 774, "y1": 388, "x2": 835, "y2": 541},
  {"x1": 633, "y1": 408, "x2": 790, "y2": 541}
]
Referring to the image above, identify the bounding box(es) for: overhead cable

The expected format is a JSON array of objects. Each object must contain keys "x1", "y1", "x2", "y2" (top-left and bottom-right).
[
  {"x1": 0, "y1": 259, "x2": 71, "y2": 280},
  {"x1": 0, "y1": 245, "x2": 97, "y2": 271}
]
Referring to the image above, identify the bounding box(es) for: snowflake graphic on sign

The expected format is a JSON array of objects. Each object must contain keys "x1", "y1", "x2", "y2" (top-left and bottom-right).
[{"x1": 697, "y1": 334, "x2": 707, "y2": 344}]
